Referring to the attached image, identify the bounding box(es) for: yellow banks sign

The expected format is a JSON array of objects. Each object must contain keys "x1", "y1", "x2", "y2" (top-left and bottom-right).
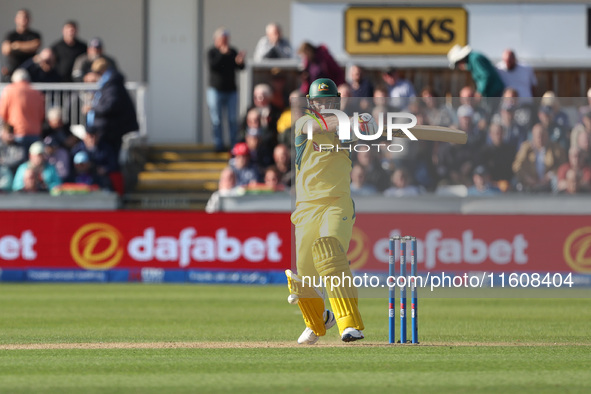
[{"x1": 345, "y1": 7, "x2": 467, "y2": 55}]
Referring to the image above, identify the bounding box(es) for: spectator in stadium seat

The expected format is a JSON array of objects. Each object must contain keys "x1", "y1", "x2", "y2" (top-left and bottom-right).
[
  {"x1": 538, "y1": 91, "x2": 570, "y2": 151},
  {"x1": 412, "y1": 141, "x2": 438, "y2": 192},
  {"x1": 0, "y1": 165, "x2": 13, "y2": 191},
  {"x1": 70, "y1": 150, "x2": 111, "y2": 190},
  {"x1": 273, "y1": 143, "x2": 291, "y2": 188},
  {"x1": 384, "y1": 168, "x2": 422, "y2": 197},
  {"x1": 354, "y1": 150, "x2": 389, "y2": 192},
  {"x1": 20, "y1": 168, "x2": 43, "y2": 192},
  {"x1": 262, "y1": 165, "x2": 285, "y2": 192},
  {"x1": 43, "y1": 136, "x2": 70, "y2": 182},
  {"x1": 20, "y1": 48, "x2": 61, "y2": 83},
  {"x1": 51, "y1": 21, "x2": 87, "y2": 82},
  {"x1": 229, "y1": 142, "x2": 261, "y2": 186},
  {"x1": 338, "y1": 82, "x2": 361, "y2": 114},
  {"x1": 207, "y1": 27, "x2": 246, "y2": 152},
  {"x1": 436, "y1": 105, "x2": 487, "y2": 186},
  {"x1": 0, "y1": 69, "x2": 45, "y2": 151},
  {"x1": 512, "y1": 123, "x2": 567, "y2": 192},
  {"x1": 253, "y1": 23, "x2": 292, "y2": 61},
  {"x1": 205, "y1": 166, "x2": 244, "y2": 213},
  {"x1": 467, "y1": 165, "x2": 501, "y2": 196},
  {"x1": 245, "y1": 84, "x2": 281, "y2": 149},
  {"x1": 578, "y1": 88, "x2": 591, "y2": 121},
  {"x1": 491, "y1": 89, "x2": 528, "y2": 151},
  {"x1": 71, "y1": 126, "x2": 119, "y2": 178},
  {"x1": 459, "y1": 85, "x2": 488, "y2": 129},
  {"x1": 350, "y1": 164, "x2": 377, "y2": 196},
  {"x1": 559, "y1": 169, "x2": 585, "y2": 194},
  {"x1": 245, "y1": 126, "x2": 273, "y2": 171},
  {"x1": 448, "y1": 45, "x2": 504, "y2": 98},
  {"x1": 457, "y1": 105, "x2": 487, "y2": 147},
  {"x1": 269, "y1": 68, "x2": 290, "y2": 111},
  {"x1": 478, "y1": 123, "x2": 516, "y2": 186},
  {"x1": 84, "y1": 58, "x2": 139, "y2": 159},
  {"x1": 372, "y1": 85, "x2": 391, "y2": 125},
  {"x1": 1, "y1": 9, "x2": 41, "y2": 82},
  {"x1": 218, "y1": 166, "x2": 239, "y2": 194},
  {"x1": 71, "y1": 37, "x2": 118, "y2": 83},
  {"x1": 556, "y1": 147, "x2": 591, "y2": 193},
  {"x1": 276, "y1": 90, "x2": 304, "y2": 147},
  {"x1": 243, "y1": 107, "x2": 274, "y2": 161},
  {"x1": 570, "y1": 108, "x2": 591, "y2": 154},
  {"x1": 348, "y1": 65, "x2": 373, "y2": 111},
  {"x1": 297, "y1": 42, "x2": 344, "y2": 94},
  {"x1": 496, "y1": 49, "x2": 537, "y2": 101},
  {"x1": 348, "y1": 65, "x2": 374, "y2": 98},
  {"x1": 0, "y1": 123, "x2": 26, "y2": 175},
  {"x1": 42, "y1": 107, "x2": 77, "y2": 149},
  {"x1": 12, "y1": 141, "x2": 61, "y2": 192},
  {"x1": 381, "y1": 67, "x2": 416, "y2": 111},
  {"x1": 420, "y1": 86, "x2": 455, "y2": 127}
]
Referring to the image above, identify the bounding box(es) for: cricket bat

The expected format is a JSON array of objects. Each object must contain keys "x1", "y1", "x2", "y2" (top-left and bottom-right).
[{"x1": 389, "y1": 125, "x2": 468, "y2": 144}]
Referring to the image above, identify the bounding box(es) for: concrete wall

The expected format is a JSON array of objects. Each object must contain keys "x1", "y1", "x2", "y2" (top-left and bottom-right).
[
  {"x1": 0, "y1": 0, "x2": 145, "y2": 82},
  {"x1": 146, "y1": 0, "x2": 199, "y2": 143}
]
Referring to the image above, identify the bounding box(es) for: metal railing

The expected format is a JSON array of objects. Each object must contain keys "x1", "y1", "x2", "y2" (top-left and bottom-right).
[{"x1": 0, "y1": 82, "x2": 147, "y2": 137}]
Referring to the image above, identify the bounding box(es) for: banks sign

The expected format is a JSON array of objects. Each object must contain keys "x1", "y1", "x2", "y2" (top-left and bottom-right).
[{"x1": 344, "y1": 7, "x2": 468, "y2": 55}]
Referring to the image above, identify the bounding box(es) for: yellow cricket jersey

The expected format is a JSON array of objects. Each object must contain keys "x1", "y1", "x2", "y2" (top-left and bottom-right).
[{"x1": 294, "y1": 113, "x2": 352, "y2": 203}]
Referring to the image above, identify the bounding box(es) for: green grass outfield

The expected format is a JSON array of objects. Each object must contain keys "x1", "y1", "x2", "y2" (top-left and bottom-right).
[{"x1": 0, "y1": 284, "x2": 590, "y2": 393}]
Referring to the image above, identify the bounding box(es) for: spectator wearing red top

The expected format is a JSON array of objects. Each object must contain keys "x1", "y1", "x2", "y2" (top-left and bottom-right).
[
  {"x1": 0, "y1": 69, "x2": 45, "y2": 151},
  {"x1": 297, "y1": 42, "x2": 344, "y2": 94},
  {"x1": 229, "y1": 142, "x2": 261, "y2": 186}
]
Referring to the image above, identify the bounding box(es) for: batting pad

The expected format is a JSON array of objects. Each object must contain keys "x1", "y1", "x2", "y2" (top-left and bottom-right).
[
  {"x1": 312, "y1": 237, "x2": 364, "y2": 333},
  {"x1": 285, "y1": 270, "x2": 327, "y2": 336}
]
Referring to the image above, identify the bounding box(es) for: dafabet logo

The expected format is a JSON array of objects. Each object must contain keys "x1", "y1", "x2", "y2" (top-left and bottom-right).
[
  {"x1": 563, "y1": 227, "x2": 591, "y2": 273},
  {"x1": 348, "y1": 227, "x2": 370, "y2": 270},
  {"x1": 70, "y1": 223, "x2": 124, "y2": 270}
]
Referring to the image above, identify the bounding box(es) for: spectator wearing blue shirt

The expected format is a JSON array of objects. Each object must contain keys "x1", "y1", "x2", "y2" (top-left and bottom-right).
[
  {"x1": 468, "y1": 166, "x2": 501, "y2": 196},
  {"x1": 381, "y1": 67, "x2": 416, "y2": 111},
  {"x1": 12, "y1": 141, "x2": 61, "y2": 192}
]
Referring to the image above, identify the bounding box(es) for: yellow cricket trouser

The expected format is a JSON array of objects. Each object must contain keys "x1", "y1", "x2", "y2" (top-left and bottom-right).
[{"x1": 291, "y1": 197, "x2": 364, "y2": 333}]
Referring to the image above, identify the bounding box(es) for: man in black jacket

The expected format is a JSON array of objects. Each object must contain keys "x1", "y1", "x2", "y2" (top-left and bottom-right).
[
  {"x1": 207, "y1": 27, "x2": 245, "y2": 152},
  {"x1": 51, "y1": 21, "x2": 87, "y2": 82},
  {"x1": 85, "y1": 58, "x2": 138, "y2": 160}
]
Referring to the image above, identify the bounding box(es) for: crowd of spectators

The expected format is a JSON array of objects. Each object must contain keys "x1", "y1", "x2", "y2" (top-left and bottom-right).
[
  {"x1": 0, "y1": 9, "x2": 137, "y2": 195},
  {"x1": 212, "y1": 25, "x2": 591, "y2": 199},
  {"x1": 343, "y1": 88, "x2": 591, "y2": 196}
]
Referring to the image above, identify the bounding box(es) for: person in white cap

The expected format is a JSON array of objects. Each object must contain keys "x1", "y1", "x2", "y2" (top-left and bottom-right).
[
  {"x1": 447, "y1": 44, "x2": 504, "y2": 98},
  {"x1": 12, "y1": 141, "x2": 61, "y2": 192}
]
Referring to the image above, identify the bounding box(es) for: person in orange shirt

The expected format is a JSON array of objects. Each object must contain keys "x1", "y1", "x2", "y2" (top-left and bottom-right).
[{"x1": 0, "y1": 68, "x2": 45, "y2": 151}]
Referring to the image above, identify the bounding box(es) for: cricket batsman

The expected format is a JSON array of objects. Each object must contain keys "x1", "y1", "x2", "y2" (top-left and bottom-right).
[{"x1": 287, "y1": 78, "x2": 377, "y2": 344}]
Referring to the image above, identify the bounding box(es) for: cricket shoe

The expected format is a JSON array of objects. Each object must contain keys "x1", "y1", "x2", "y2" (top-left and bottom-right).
[
  {"x1": 341, "y1": 327, "x2": 364, "y2": 342},
  {"x1": 297, "y1": 310, "x2": 336, "y2": 345}
]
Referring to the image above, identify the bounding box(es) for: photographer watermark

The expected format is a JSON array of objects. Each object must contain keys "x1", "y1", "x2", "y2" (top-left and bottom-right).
[
  {"x1": 301, "y1": 272, "x2": 576, "y2": 293},
  {"x1": 306, "y1": 110, "x2": 418, "y2": 141}
]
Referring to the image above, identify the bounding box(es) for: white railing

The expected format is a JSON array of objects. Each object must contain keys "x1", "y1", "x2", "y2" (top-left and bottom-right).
[{"x1": 0, "y1": 82, "x2": 147, "y2": 137}]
